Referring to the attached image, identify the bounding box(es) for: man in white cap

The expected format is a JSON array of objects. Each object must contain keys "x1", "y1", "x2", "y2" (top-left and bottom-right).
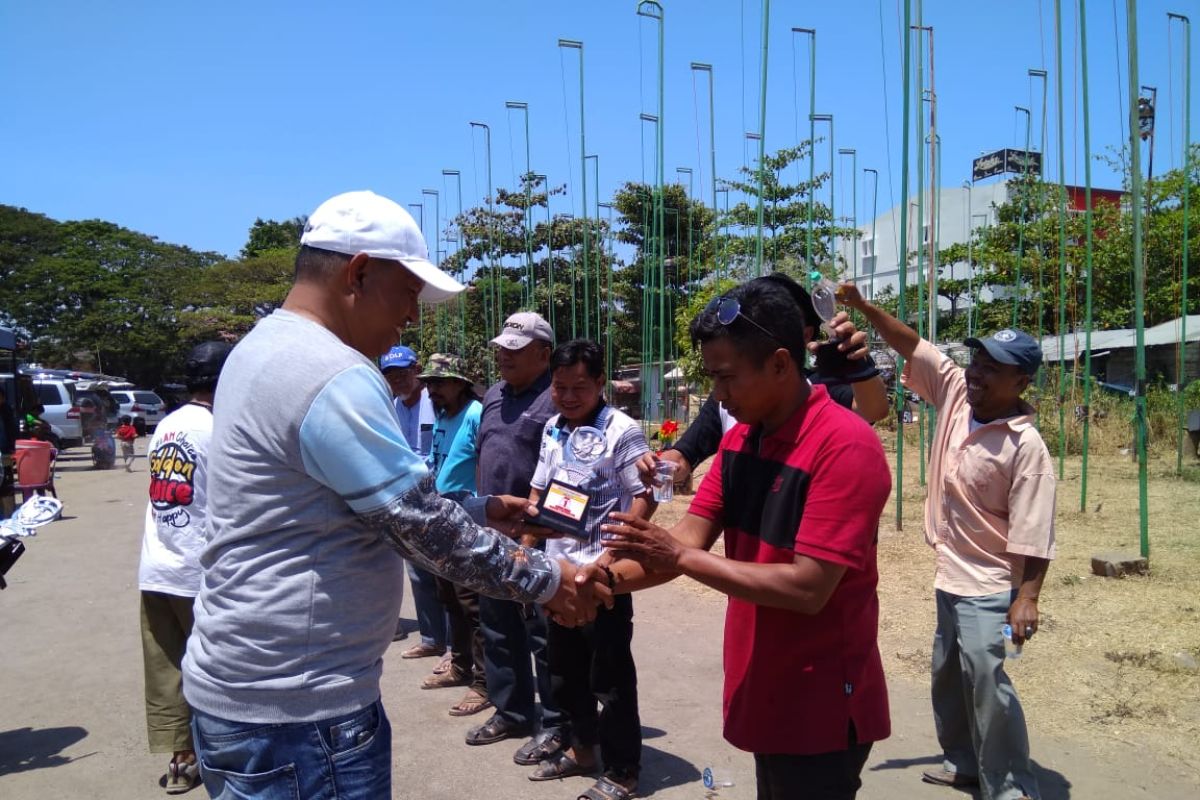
[{"x1": 182, "y1": 191, "x2": 601, "y2": 799}]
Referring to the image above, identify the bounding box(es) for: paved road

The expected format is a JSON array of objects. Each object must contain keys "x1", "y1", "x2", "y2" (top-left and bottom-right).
[{"x1": 1, "y1": 445, "x2": 1197, "y2": 799}]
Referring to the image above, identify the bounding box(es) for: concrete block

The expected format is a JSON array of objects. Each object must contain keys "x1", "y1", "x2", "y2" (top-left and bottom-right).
[{"x1": 1090, "y1": 551, "x2": 1150, "y2": 578}]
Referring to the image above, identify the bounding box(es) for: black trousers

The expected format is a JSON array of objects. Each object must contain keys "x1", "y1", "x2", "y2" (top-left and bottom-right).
[
  {"x1": 435, "y1": 576, "x2": 486, "y2": 694},
  {"x1": 754, "y1": 724, "x2": 873, "y2": 800},
  {"x1": 547, "y1": 593, "x2": 640, "y2": 778}
]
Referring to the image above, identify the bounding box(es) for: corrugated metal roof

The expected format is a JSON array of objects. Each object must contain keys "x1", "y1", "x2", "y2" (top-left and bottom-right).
[{"x1": 1038, "y1": 315, "x2": 1200, "y2": 362}]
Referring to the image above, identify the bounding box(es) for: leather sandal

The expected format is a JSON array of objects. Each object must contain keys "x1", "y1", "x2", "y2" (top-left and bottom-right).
[{"x1": 465, "y1": 714, "x2": 532, "y2": 746}]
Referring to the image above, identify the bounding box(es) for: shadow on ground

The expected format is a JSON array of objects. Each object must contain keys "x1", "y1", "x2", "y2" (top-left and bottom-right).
[
  {"x1": 0, "y1": 726, "x2": 90, "y2": 775},
  {"x1": 638, "y1": 741, "x2": 703, "y2": 795},
  {"x1": 871, "y1": 753, "x2": 1073, "y2": 798}
]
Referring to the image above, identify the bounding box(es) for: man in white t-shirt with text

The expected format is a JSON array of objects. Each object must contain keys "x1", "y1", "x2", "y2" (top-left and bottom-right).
[{"x1": 138, "y1": 340, "x2": 233, "y2": 795}]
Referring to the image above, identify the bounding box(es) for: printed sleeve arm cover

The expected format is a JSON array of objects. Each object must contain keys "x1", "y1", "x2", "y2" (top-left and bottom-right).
[{"x1": 299, "y1": 364, "x2": 561, "y2": 605}]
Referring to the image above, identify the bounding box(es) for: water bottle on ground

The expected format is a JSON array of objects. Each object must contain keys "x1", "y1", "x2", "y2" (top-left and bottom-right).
[{"x1": 702, "y1": 766, "x2": 734, "y2": 790}]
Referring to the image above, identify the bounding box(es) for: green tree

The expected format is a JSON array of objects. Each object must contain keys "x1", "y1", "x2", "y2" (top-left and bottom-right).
[{"x1": 240, "y1": 216, "x2": 305, "y2": 259}]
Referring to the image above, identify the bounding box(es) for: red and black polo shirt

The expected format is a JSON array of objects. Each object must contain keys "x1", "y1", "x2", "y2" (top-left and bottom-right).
[{"x1": 689, "y1": 384, "x2": 892, "y2": 755}]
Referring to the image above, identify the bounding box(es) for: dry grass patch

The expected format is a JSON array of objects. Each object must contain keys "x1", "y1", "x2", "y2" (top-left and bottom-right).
[{"x1": 648, "y1": 434, "x2": 1200, "y2": 779}]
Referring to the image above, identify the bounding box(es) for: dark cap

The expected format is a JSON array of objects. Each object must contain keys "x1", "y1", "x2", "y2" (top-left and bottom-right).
[
  {"x1": 757, "y1": 273, "x2": 817, "y2": 328},
  {"x1": 964, "y1": 329, "x2": 1042, "y2": 375},
  {"x1": 185, "y1": 341, "x2": 234, "y2": 389}
]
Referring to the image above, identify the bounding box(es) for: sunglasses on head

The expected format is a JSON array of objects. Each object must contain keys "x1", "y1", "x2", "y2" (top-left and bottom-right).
[{"x1": 704, "y1": 296, "x2": 783, "y2": 344}]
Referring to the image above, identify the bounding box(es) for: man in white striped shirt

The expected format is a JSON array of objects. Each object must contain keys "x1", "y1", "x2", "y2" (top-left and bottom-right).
[{"x1": 525, "y1": 339, "x2": 654, "y2": 800}]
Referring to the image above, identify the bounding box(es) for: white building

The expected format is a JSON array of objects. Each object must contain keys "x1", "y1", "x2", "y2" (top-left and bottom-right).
[{"x1": 835, "y1": 180, "x2": 1014, "y2": 307}]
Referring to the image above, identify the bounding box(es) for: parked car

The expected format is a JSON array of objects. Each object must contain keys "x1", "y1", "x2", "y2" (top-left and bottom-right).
[
  {"x1": 110, "y1": 388, "x2": 167, "y2": 433},
  {"x1": 31, "y1": 377, "x2": 82, "y2": 447}
]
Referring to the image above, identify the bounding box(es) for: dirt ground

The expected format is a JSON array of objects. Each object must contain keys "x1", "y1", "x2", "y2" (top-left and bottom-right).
[{"x1": 1, "y1": 440, "x2": 1198, "y2": 799}]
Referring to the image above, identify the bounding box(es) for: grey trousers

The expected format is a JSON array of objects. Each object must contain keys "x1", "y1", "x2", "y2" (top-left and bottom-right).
[{"x1": 932, "y1": 589, "x2": 1039, "y2": 800}]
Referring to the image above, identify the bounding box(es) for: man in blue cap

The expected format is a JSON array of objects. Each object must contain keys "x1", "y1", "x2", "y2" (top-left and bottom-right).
[
  {"x1": 380, "y1": 345, "x2": 434, "y2": 458},
  {"x1": 841, "y1": 284, "x2": 1054, "y2": 800}
]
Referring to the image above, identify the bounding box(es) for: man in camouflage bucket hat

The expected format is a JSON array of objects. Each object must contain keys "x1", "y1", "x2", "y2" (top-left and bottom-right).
[{"x1": 417, "y1": 354, "x2": 493, "y2": 717}]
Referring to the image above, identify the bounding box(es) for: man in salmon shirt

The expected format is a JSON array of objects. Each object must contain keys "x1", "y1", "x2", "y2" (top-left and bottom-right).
[
  {"x1": 841, "y1": 283, "x2": 1053, "y2": 800},
  {"x1": 598, "y1": 274, "x2": 892, "y2": 800}
]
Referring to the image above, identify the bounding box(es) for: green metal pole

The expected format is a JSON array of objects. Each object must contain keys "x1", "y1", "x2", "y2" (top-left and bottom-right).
[
  {"x1": 1126, "y1": 0, "x2": 1150, "y2": 559},
  {"x1": 1078, "y1": 0, "x2": 1095, "y2": 511},
  {"x1": 1013, "y1": 106, "x2": 1032, "y2": 328},
  {"x1": 585, "y1": 154, "x2": 600, "y2": 338},
  {"x1": 691, "y1": 62, "x2": 719, "y2": 284},
  {"x1": 966, "y1": 180, "x2": 974, "y2": 337},
  {"x1": 441, "y1": 170, "x2": 465, "y2": 352},
  {"x1": 865, "y1": 166, "x2": 879, "y2": 307},
  {"x1": 469, "y1": 122, "x2": 497, "y2": 361},
  {"x1": 638, "y1": 2, "x2": 666, "y2": 421},
  {"x1": 793, "y1": 27, "x2": 816, "y2": 281},
  {"x1": 505, "y1": 102, "x2": 534, "y2": 310},
  {"x1": 600, "y1": 201, "x2": 615, "y2": 396},
  {"x1": 421, "y1": 188, "x2": 442, "y2": 349},
  {"x1": 914, "y1": 16, "x2": 927, "y2": 487},
  {"x1": 753, "y1": 0, "x2": 770, "y2": 276},
  {"x1": 1169, "y1": 12, "x2": 1191, "y2": 474},
  {"x1": 1053, "y1": 2, "x2": 1068, "y2": 479},
  {"x1": 896, "y1": 0, "x2": 912, "y2": 530},
  {"x1": 840, "y1": 149, "x2": 857, "y2": 283}
]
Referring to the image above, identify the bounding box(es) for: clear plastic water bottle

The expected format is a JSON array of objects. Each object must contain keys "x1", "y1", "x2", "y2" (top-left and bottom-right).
[
  {"x1": 1002, "y1": 623, "x2": 1023, "y2": 659},
  {"x1": 808, "y1": 271, "x2": 842, "y2": 339}
]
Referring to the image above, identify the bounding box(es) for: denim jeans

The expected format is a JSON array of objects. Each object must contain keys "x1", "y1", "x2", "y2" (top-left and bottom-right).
[
  {"x1": 407, "y1": 561, "x2": 448, "y2": 648},
  {"x1": 191, "y1": 700, "x2": 391, "y2": 800}
]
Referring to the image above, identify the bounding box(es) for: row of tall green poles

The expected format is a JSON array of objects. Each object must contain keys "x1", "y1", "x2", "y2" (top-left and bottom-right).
[
  {"x1": 689, "y1": 62, "x2": 719, "y2": 284},
  {"x1": 1079, "y1": 0, "x2": 1095, "y2": 512},
  {"x1": 1053, "y1": 1, "x2": 1069, "y2": 479},
  {"x1": 793, "y1": 27, "x2": 816, "y2": 281},
  {"x1": 1169, "y1": 11, "x2": 1192, "y2": 475},
  {"x1": 1126, "y1": 0, "x2": 1150, "y2": 560},
  {"x1": 505, "y1": 101, "x2": 534, "y2": 310},
  {"x1": 896, "y1": 0, "x2": 912, "y2": 529},
  {"x1": 753, "y1": 0, "x2": 770, "y2": 276}
]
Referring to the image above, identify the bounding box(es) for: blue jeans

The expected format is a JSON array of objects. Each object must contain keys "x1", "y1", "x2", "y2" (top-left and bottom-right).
[
  {"x1": 480, "y1": 596, "x2": 563, "y2": 732},
  {"x1": 407, "y1": 561, "x2": 448, "y2": 648},
  {"x1": 191, "y1": 700, "x2": 391, "y2": 800},
  {"x1": 932, "y1": 589, "x2": 1039, "y2": 800}
]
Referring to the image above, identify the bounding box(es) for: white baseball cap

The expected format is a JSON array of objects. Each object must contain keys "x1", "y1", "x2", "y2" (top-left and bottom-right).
[
  {"x1": 490, "y1": 312, "x2": 555, "y2": 350},
  {"x1": 300, "y1": 190, "x2": 465, "y2": 304}
]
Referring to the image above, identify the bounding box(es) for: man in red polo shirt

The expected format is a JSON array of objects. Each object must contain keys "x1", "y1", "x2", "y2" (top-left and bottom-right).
[{"x1": 599, "y1": 274, "x2": 892, "y2": 800}]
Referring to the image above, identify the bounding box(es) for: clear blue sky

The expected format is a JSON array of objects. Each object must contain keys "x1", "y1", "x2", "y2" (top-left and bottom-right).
[{"x1": 1, "y1": 1, "x2": 1195, "y2": 258}]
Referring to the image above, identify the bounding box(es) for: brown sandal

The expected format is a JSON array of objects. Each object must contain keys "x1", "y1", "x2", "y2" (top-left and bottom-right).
[
  {"x1": 421, "y1": 665, "x2": 467, "y2": 689},
  {"x1": 448, "y1": 687, "x2": 493, "y2": 716}
]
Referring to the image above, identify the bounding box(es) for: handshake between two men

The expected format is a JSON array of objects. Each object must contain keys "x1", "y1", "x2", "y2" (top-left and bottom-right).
[{"x1": 483, "y1": 494, "x2": 672, "y2": 628}]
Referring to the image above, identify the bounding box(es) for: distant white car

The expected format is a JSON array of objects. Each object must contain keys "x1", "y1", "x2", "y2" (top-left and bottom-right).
[
  {"x1": 110, "y1": 389, "x2": 167, "y2": 431},
  {"x1": 31, "y1": 378, "x2": 83, "y2": 447}
]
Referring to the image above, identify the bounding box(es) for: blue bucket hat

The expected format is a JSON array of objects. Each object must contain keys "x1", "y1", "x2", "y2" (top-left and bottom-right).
[
  {"x1": 964, "y1": 329, "x2": 1043, "y2": 375},
  {"x1": 380, "y1": 345, "x2": 418, "y2": 371}
]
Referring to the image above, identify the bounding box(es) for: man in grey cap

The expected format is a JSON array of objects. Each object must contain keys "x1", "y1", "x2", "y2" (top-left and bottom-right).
[
  {"x1": 840, "y1": 283, "x2": 1054, "y2": 800},
  {"x1": 182, "y1": 191, "x2": 601, "y2": 799},
  {"x1": 466, "y1": 311, "x2": 567, "y2": 766}
]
